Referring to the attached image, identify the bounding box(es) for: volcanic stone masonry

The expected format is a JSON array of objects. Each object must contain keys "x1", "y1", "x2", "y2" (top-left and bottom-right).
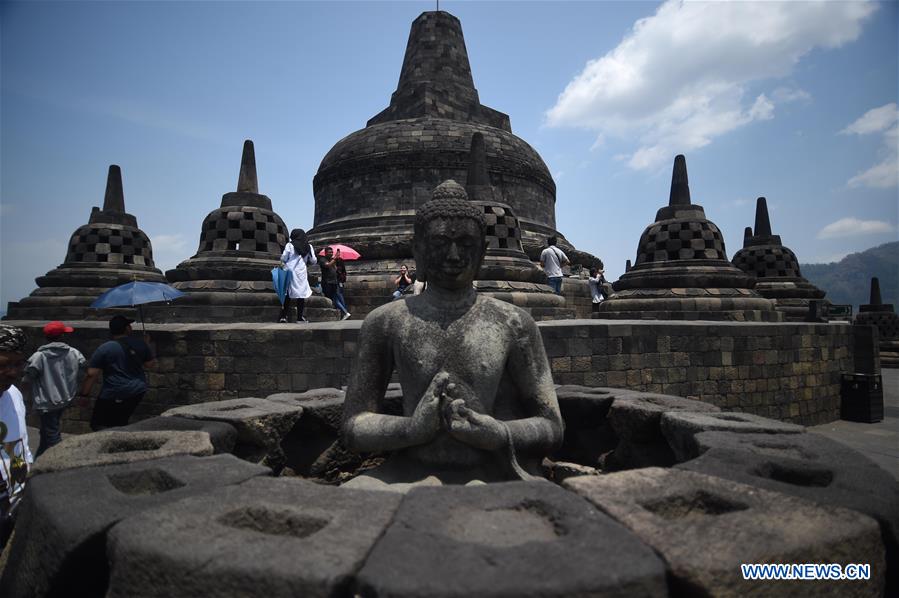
[
  {"x1": 163, "y1": 140, "x2": 337, "y2": 322},
  {"x1": 4, "y1": 165, "x2": 167, "y2": 321},
  {"x1": 597, "y1": 155, "x2": 781, "y2": 322},
  {"x1": 856, "y1": 277, "x2": 899, "y2": 367},
  {"x1": 2, "y1": 383, "x2": 893, "y2": 597},
  {"x1": 732, "y1": 197, "x2": 829, "y2": 321},
  {"x1": 308, "y1": 10, "x2": 597, "y2": 316},
  {"x1": 466, "y1": 132, "x2": 574, "y2": 320}
]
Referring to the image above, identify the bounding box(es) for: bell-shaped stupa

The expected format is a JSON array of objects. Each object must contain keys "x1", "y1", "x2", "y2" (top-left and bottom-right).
[
  {"x1": 465, "y1": 133, "x2": 572, "y2": 319},
  {"x1": 309, "y1": 10, "x2": 597, "y2": 317},
  {"x1": 855, "y1": 277, "x2": 899, "y2": 367},
  {"x1": 732, "y1": 197, "x2": 829, "y2": 321},
  {"x1": 597, "y1": 155, "x2": 780, "y2": 321},
  {"x1": 165, "y1": 140, "x2": 336, "y2": 322},
  {"x1": 5, "y1": 165, "x2": 166, "y2": 320}
]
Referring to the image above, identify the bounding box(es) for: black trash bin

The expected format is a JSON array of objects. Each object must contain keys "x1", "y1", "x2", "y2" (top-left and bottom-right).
[{"x1": 840, "y1": 373, "x2": 883, "y2": 423}]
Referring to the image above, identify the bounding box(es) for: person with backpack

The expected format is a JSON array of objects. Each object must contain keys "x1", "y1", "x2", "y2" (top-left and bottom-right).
[
  {"x1": 22, "y1": 321, "x2": 86, "y2": 456},
  {"x1": 539, "y1": 236, "x2": 569, "y2": 295},
  {"x1": 78, "y1": 315, "x2": 156, "y2": 430}
]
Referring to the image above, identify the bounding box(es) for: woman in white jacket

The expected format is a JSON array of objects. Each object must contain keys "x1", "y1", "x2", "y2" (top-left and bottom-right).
[{"x1": 279, "y1": 229, "x2": 317, "y2": 323}]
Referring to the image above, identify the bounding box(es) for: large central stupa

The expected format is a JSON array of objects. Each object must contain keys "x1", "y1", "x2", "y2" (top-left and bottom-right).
[
  {"x1": 309, "y1": 10, "x2": 597, "y2": 316},
  {"x1": 310, "y1": 11, "x2": 562, "y2": 260}
]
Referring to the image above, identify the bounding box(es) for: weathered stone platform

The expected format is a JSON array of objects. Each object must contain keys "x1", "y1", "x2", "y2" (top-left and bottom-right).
[{"x1": 2, "y1": 385, "x2": 894, "y2": 597}]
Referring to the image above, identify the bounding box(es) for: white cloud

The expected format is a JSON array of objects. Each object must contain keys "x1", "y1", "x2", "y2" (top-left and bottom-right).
[
  {"x1": 840, "y1": 103, "x2": 898, "y2": 136},
  {"x1": 771, "y1": 87, "x2": 811, "y2": 104},
  {"x1": 841, "y1": 103, "x2": 898, "y2": 189},
  {"x1": 816, "y1": 217, "x2": 895, "y2": 239},
  {"x1": 546, "y1": 0, "x2": 877, "y2": 171},
  {"x1": 147, "y1": 233, "x2": 190, "y2": 272}
]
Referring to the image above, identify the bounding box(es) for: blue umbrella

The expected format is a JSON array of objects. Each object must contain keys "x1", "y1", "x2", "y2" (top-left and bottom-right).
[
  {"x1": 271, "y1": 267, "x2": 291, "y2": 306},
  {"x1": 91, "y1": 281, "x2": 186, "y2": 330}
]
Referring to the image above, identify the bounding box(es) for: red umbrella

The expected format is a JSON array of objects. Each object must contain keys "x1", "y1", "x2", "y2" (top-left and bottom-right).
[{"x1": 317, "y1": 243, "x2": 361, "y2": 260}]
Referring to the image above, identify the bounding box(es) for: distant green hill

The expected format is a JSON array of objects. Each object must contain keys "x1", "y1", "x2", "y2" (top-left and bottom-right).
[{"x1": 801, "y1": 241, "x2": 898, "y2": 311}]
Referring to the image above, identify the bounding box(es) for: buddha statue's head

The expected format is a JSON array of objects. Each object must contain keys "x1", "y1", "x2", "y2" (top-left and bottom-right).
[{"x1": 413, "y1": 180, "x2": 487, "y2": 290}]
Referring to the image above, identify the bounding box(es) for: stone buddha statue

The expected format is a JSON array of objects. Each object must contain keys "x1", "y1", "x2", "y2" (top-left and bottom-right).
[{"x1": 341, "y1": 180, "x2": 564, "y2": 491}]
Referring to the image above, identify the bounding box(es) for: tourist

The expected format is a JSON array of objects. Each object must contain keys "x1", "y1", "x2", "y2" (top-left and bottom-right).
[
  {"x1": 279, "y1": 228, "x2": 317, "y2": 323},
  {"x1": 22, "y1": 321, "x2": 86, "y2": 456},
  {"x1": 0, "y1": 325, "x2": 33, "y2": 549},
  {"x1": 342, "y1": 181, "x2": 563, "y2": 489},
  {"x1": 78, "y1": 315, "x2": 156, "y2": 430},
  {"x1": 392, "y1": 264, "x2": 413, "y2": 300},
  {"x1": 588, "y1": 268, "x2": 606, "y2": 313},
  {"x1": 540, "y1": 236, "x2": 569, "y2": 295},
  {"x1": 319, "y1": 246, "x2": 351, "y2": 320},
  {"x1": 336, "y1": 254, "x2": 350, "y2": 315}
]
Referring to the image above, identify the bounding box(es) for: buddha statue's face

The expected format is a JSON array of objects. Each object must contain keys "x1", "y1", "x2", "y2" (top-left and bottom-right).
[{"x1": 416, "y1": 217, "x2": 485, "y2": 290}]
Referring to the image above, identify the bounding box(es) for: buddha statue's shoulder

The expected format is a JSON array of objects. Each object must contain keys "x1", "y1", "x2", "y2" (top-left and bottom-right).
[
  {"x1": 362, "y1": 298, "x2": 412, "y2": 329},
  {"x1": 474, "y1": 295, "x2": 536, "y2": 331}
]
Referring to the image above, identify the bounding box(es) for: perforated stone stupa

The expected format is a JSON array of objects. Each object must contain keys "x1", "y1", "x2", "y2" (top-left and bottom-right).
[
  {"x1": 732, "y1": 197, "x2": 828, "y2": 321},
  {"x1": 164, "y1": 140, "x2": 336, "y2": 322},
  {"x1": 466, "y1": 133, "x2": 572, "y2": 319},
  {"x1": 856, "y1": 277, "x2": 899, "y2": 367},
  {"x1": 5, "y1": 165, "x2": 166, "y2": 320},
  {"x1": 597, "y1": 155, "x2": 780, "y2": 321}
]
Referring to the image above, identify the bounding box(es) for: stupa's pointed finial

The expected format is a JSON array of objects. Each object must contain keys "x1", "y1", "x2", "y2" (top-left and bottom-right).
[
  {"x1": 103, "y1": 165, "x2": 126, "y2": 213},
  {"x1": 870, "y1": 277, "x2": 883, "y2": 306},
  {"x1": 397, "y1": 11, "x2": 475, "y2": 93},
  {"x1": 237, "y1": 140, "x2": 259, "y2": 194},
  {"x1": 668, "y1": 155, "x2": 691, "y2": 207},
  {"x1": 625, "y1": 259, "x2": 632, "y2": 273},
  {"x1": 466, "y1": 133, "x2": 490, "y2": 187},
  {"x1": 754, "y1": 197, "x2": 772, "y2": 237},
  {"x1": 743, "y1": 226, "x2": 753, "y2": 248}
]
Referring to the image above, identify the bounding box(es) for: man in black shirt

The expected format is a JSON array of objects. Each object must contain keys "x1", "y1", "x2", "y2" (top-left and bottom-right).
[
  {"x1": 319, "y1": 247, "x2": 351, "y2": 320},
  {"x1": 78, "y1": 315, "x2": 156, "y2": 430}
]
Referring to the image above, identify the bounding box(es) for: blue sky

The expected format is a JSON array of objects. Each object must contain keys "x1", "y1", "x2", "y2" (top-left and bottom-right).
[{"x1": 2, "y1": 0, "x2": 897, "y2": 310}]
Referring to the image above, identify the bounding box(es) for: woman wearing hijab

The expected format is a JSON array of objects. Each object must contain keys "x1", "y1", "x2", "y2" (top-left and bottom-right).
[{"x1": 279, "y1": 229, "x2": 316, "y2": 323}]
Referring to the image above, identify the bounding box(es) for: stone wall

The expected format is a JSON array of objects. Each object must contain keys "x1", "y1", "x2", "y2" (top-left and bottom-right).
[{"x1": 6, "y1": 318, "x2": 853, "y2": 433}]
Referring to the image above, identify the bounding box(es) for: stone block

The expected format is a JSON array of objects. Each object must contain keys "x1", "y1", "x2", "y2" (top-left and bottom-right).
[
  {"x1": 678, "y1": 431, "x2": 899, "y2": 594},
  {"x1": 553, "y1": 385, "x2": 617, "y2": 466},
  {"x1": 105, "y1": 478, "x2": 402, "y2": 598},
  {"x1": 565, "y1": 467, "x2": 886, "y2": 598},
  {"x1": 34, "y1": 430, "x2": 214, "y2": 475},
  {"x1": 0, "y1": 455, "x2": 268, "y2": 598},
  {"x1": 660, "y1": 411, "x2": 804, "y2": 462},
  {"x1": 266, "y1": 387, "x2": 345, "y2": 431},
  {"x1": 356, "y1": 481, "x2": 667, "y2": 598},
  {"x1": 606, "y1": 392, "x2": 719, "y2": 470},
  {"x1": 266, "y1": 388, "x2": 348, "y2": 476},
  {"x1": 163, "y1": 397, "x2": 303, "y2": 450},
  {"x1": 121, "y1": 416, "x2": 238, "y2": 454}
]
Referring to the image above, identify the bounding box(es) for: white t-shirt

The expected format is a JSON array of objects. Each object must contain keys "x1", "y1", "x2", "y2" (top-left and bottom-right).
[
  {"x1": 0, "y1": 385, "x2": 32, "y2": 513},
  {"x1": 540, "y1": 246, "x2": 568, "y2": 278}
]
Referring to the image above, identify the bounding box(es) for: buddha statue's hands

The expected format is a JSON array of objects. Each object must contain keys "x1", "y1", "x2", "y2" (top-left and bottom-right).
[
  {"x1": 409, "y1": 371, "x2": 450, "y2": 445},
  {"x1": 443, "y1": 382, "x2": 508, "y2": 451}
]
